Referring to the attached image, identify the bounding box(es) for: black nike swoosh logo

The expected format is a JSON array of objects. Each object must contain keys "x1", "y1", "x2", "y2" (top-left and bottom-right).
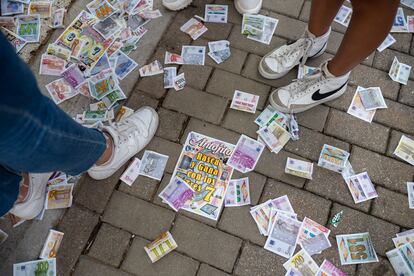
[
  {"x1": 311, "y1": 82, "x2": 348, "y2": 101},
  {"x1": 299, "y1": 42, "x2": 327, "y2": 64}
]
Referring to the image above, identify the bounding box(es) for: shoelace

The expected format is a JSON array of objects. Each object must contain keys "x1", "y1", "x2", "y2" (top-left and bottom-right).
[
  {"x1": 268, "y1": 37, "x2": 314, "y2": 69},
  {"x1": 109, "y1": 118, "x2": 148, "y2": 145},
  {"x1": 286, "y1": 69, "x2": 327, "y2": 105}
]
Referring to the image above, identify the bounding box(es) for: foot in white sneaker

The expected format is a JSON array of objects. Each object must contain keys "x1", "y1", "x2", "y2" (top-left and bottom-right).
[
  {"x1": 88, "y1": 106, "x2": 159, "y2": 180},
  {"x1": 259, "y1": 28, "x2": 331, "y2": 79},
  {"x1": 269, "y1": 61, "x2": 350, "y2": 113},
  {"x1": 162, "y1": 0, "x2": 192, "y2": 11},
  {"x1": 9, "y1": 173, "x2": 52, "y2": 220},
  {"x1": 234, "y1": 0, "x2": 262, "y2": 14}
]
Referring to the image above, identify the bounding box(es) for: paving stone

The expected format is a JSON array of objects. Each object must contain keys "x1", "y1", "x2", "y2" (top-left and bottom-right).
[
  {"x1": 375, "y1": 99, "x2": 414, "y2": 135},
  {"x1": 197, "y1": 263, "x2": 230, "y2": 276},
  {"x1": 125, "y1": 89, "x2": 159, "y2": 110},
  {"x1": 261, "y1": 179, "x2": 331, "y2": 223},
  {"x1": 312, "y1": 237, "x2": 357, "y2": 275},
  {"x1": 163, "y1": 87, "x2": 228, "y2": 124},
  {"x1": 271, "y1": 12, "x2": 308, "y2": 41},
  {"x1": 263, "y1": 0, "x2": 304, "y2": 17},
  {"x1": 231, "y1": 170, "x2": 267, "y2": 205},
  {"x1": 158, "y1": 9, "x2": 195, "y2": 52},
  {"x1": 57, "y1": 205, "x2": 99, "y2": 276},
  {"x1": 325, "y1": 109, "x2": 390, "y2": 153},
  {"x1": 179, "y1": 65, "x2": 213, "y2": 91},
  {"x1": 206, "y1": 69, "x2": 271, "y2": 109},
  {"x1": 385, "y1": 130, "x2": 414, "y2": 159},
  {"x1": 218, "y1": 206, "x2": 267, "y2": 246},
  {"x1": 389, "y1": 33, "x2": 413, "y2": 54},
  {"x1": 242, "y1": 53, "x2": 299, "y2": 88},
  {"x1": 228, "y1": 26, "x2": 287, "y2": 56},
  {"x1": 122, "y1": 236, "x2": 199, "y2": 276},
  {"x1": 285, "y1": 126, "x2": 350, "y2": 162},
  {"x1": 234, "y1": 242, "x2": 287, "y2": 276},
  {"x1": 373, "y1": 49, "x2": 414, "y2": 80},
  {"x1": 181, "y1": 117, "x2": 240, "y2": 145},
  {"x1": 171, "y1": 215, "x2": 242, "y2": 272},
  {"x1": 75, "y1": 168, "x2": 124, "y2": 213},
  {"x1": 192, "y1": 39, "x2": 248, "y2": 74},
  {"x1": 330, "y1": 203, "x2": 399, "y2": 256},
  {"x1": 326, "y1": 31, "x2": 344, "y2": 55},
  {"x1": 153, "y1": 173, "x2": 173, "y2": 207},
  {"x1": 371, "y1": 186, "x2": 414, "y2": 229},
  {"x1": 356, "y1": 256, "x2": 394, "y2": 276},
  {"x1": 136, "y1": 74, "x2": 166, "y2": 99},
  {"x1": 102, "y1": 191, "x2": 175, "y2": 240},
  {"x1": 398, "y1": 79, "x2": 414, "y2": 107},
  {"x1": 156, "y1": 108, "x2": 188, "y2": 142},
  {"x1": 143, "y1": 136, "x2": 182, "y2": 174},
  {"x1": 214, "y1": 0, "x2": 242, "y2": 25},
  {"x1": 88, "y1": 224, "x2": 131, "y2": 267},
  {"x1": 349, "y1": 65, "x2": 400, "y2": 101},
  {"x1": 306, "y1": 165, "x2": 371, "y2": 212},
  {"x1": 203, "y1": 22, "x2": 233, "y2": 41},
  {"x1": 350, "y1": 146, "x2": 414, "y2": 194},
  {"x1": 73, "y1": 256, "x2": 133, "y2": 276},
  {"x1": 222, "y1": 109, "x2": 261, "y2": 139},
  {"x1": 296, "y1": 105, "x2": 330, "y2": 132},
  {"x1": 255, "y1": 150, "x2": 307, "y2": 188},
  {"x1": 118, "y1": 175, "x2": 159, "y2": 201}
]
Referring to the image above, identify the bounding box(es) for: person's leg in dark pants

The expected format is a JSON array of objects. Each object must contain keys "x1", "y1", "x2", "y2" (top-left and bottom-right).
[{"x1": 0, "y1": 32, "x2": 159, "y2": 220}]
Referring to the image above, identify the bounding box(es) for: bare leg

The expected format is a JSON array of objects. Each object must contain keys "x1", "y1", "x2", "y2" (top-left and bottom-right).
[
  {"x1": 328, "y1": 0, "x2": 399, "y2": 76},
  {"x1": 308, "y1": 0, "x2": 345, "y2": 36}
]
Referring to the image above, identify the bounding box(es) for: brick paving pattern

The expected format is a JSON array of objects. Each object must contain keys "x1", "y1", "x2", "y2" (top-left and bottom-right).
[{"x1": 1, "y1": 0, "x2": 414, "y2": 275}]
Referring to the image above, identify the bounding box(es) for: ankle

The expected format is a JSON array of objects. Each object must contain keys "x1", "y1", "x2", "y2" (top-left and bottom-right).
[
  {"x1": 326, "y1": 61, "x2": 350, "y2": 77},
  {"x1": 308, "y1": 26, "x2": 330, "y2": 38},
  {"x1": 96, "y1": 132, "x2": 114, "y2": 166}
]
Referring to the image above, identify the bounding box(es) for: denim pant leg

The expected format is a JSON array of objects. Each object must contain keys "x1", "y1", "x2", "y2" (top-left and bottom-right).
[
  {"x1": 0, "y1": 166, "x2": 21, "y2": 216},
  {"x1": 0, "y1": 32, "x2": 107, "y2": 216}
]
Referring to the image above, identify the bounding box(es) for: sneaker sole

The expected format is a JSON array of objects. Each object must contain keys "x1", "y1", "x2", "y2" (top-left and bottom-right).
[
  {"x1": 258, "y1": 43, "x2": 327, "y2": 80},
  {"x1": 234, "y1": 0, "x2": 262, "y2": 14},
  {"x1": 269, "y1": 83, "x2": 347, "y2": 114},
  {"x1": 163, "y1": 0, "x2": 192, "y2": 11}
]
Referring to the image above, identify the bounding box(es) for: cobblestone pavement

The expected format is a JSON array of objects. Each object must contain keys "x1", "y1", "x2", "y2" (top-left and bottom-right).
[{"x1": 1, "y1": 0, "x2": 414, "y2": 275}]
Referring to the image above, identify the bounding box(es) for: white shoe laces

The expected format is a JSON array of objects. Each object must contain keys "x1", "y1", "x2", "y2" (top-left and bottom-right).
[
  {"x1": 286, "y1": 69, "x2": 327, "y2": 103},
  {"x1": 109, "y1": 118, "x2": 148, "y2": 146},
  {"x1": 268, "y1": 37, "x2": 314, "y2": 70}
]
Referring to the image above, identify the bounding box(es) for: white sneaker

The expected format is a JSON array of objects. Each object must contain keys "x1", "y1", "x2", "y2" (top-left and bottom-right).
[
  {"x1": 234, "y1": 0, "x2": 262, "y2": 14},
  {"x1": 88, "y1": 106, "x2": 159, "y2": 180},
  {"x1": 259, "y1": 28, "x2": 331, "y2": 79},
  {"x1": 162, "y1": 0, "x2": 192, "y2": 11},
  {"x1": 269, "y1": 61, "x2": 350, "y2": 113},
  {"x1": 9, "y1": 173, "x2": 52, "y2": 220}
]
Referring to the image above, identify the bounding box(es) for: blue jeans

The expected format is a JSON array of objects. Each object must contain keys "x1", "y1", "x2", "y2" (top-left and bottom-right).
[{"x1": 0, "y1": 33, "x2": 106, "y2": 216}]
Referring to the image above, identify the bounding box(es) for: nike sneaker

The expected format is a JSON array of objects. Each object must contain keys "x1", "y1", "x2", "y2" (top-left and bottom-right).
[
  {"x1": 259, "y1": 28, "x2": 331, "y2": 79},
  {"x1": 234, "y1": 0, "x2": 262, "y2": 14},
  {"x1": 162, "y1": 0, "x2": 192, "y2": 11},
  {"x1": 88, "y1": 106, "x2": 159, "y2": 180},
  {"x1": 269, "y1": 61, "x2": 350, "y2": 113}
]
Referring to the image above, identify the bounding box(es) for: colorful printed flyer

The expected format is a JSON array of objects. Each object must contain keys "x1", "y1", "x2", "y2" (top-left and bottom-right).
[{"x1": 171, "y1": 132, "x2": 235, "y2": 221}]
